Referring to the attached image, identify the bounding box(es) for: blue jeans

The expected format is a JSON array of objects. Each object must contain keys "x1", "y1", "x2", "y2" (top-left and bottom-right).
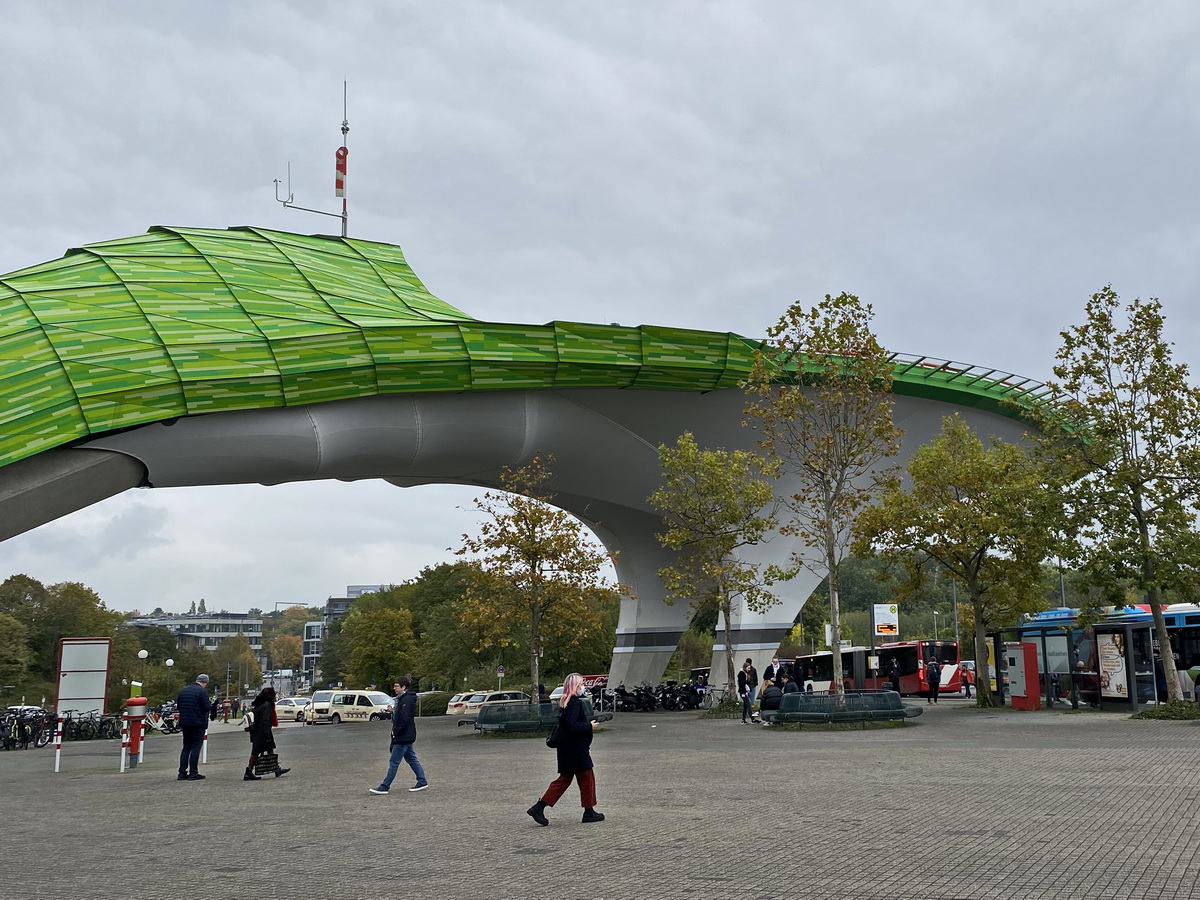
[
  {"x1": 179, "y1": 726, "x2": 205, "y2": 776},
  {"x1": 381, "y1": 742, "x2": 427, "y2": 789}
]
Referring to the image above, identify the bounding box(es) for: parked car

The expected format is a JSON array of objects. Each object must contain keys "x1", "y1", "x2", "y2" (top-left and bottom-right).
[
  {"x1": 275, "y1": 697, "x2": 311, "y2": 721},
  {"x1": 307, "y1": 689, "x2": 393, "y2": 724},
  {"x1": 463, "y1": 690, "x2": 531, "y2": 713},
  {"x1": 445, "y1": 691, "x2": 481, "y2": 715}
]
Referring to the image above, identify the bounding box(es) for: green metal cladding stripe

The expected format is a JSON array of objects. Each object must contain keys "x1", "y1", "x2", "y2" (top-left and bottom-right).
[{"x1": 0, "y1": 226, "x2": 1047, "y2": 472}]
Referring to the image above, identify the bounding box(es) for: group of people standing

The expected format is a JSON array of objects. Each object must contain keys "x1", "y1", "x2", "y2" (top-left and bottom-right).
[{"x1": 739, "y1": 656, "x2": 814, "y2": 724}]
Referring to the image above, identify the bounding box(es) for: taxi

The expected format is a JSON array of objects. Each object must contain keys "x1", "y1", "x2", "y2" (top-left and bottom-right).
[
  {"x1": 275, "y1": 697, "x2": 311, "y2": 721},
  {"x1": 307, "y1": 690, "x2": 393, "y2": 724}
]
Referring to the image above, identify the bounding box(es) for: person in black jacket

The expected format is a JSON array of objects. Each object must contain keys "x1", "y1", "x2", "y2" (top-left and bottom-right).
[
  {"x1": 763, "y1": 656, "x2": 783, "y2": 687},
  {"x1": 527, "y1": 673, "x2": 603, "y2": 826},
  {"x1": 370, "y1": 676, "x2": 429, "y2": 795},
  {"x1": 176, "y1": 674, "x2": 212, "y2": 781},
  {"x1": 244, "y1": 686, "x2": 289, "y2": 781},
  {"x1": 737, "y1": 661, "x2": 754, "y2": 724}
]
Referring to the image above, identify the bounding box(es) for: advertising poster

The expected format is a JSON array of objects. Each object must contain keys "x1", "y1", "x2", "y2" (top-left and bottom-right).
[{"x1": 1098, "y1": 632, "x2": 1128, "y2": 699}]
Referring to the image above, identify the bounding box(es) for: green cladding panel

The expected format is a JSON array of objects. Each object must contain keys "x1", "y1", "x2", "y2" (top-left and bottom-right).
[{"x1": 0, "y1": 225, "x2": 1050, "y2": 472}]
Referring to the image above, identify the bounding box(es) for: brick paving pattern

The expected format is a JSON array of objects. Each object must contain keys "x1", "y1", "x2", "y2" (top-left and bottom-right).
[{"x1": 2, "y1": 700, "x2": 1199, "y2": 899}]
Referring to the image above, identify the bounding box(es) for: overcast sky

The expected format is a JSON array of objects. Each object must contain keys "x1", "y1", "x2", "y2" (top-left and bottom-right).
[{"x1": 2, "y1": 2, "x2": 1198, "y2": 615}]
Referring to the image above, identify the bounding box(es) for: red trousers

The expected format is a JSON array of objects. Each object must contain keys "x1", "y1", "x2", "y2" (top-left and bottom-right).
[{"x1": 541, "y1": 768, "x2": 597, "y2": 808}]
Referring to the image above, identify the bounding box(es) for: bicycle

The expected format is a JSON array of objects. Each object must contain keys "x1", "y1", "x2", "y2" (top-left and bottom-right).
[{"x1": 700, "y1": 684, "x2": 733, "y2": 709}]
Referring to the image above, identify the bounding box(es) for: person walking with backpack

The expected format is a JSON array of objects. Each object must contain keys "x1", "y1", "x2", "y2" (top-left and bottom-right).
[{"x1": 926, "y1": 657, "x2": 942, "y2": 704}]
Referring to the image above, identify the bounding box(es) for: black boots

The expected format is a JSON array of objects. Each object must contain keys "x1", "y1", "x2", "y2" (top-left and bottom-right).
[
  {"x1": 582, "y1": 808, "x2": 605, "y2": 823},
  {"x1": 526, "y1": 800, "x2": 549, "y2": 826},
  {"x1": 244, "y1": 767, "x2": 261, "y2": 781},
  {"x1": 275, "y1": 767, "x2": 291, "y2": 778}
]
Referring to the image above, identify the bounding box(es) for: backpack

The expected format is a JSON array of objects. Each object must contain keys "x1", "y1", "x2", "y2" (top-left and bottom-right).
[{"x1": 926, "y1": 662, "x2": 941, "y2": 682}]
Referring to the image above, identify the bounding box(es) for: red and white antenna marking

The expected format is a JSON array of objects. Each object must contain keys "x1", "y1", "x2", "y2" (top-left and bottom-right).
[{"x1": 275, "y1": 81, "x2": 351, "y2": 237}]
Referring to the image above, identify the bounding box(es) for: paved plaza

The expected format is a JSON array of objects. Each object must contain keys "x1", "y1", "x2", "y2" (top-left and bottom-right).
[{"x1": 2, "y1": 699, "x2": 1198, "y2": 900}]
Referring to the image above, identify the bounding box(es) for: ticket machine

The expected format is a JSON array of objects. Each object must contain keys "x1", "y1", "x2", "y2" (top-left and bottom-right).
[{"x1": 1006, "y1": 641, "x2": 1041, "y2": 711}]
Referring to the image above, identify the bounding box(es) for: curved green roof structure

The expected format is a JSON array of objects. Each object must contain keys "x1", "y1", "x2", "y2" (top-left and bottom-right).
[{"x1": 0, "y1": 225, "x2": 1052, "y2": 472}]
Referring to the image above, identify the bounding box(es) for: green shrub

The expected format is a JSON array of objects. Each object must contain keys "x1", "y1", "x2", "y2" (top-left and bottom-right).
[{"x1": 1130, "y1": 700, "x2": 1200, "y2": 720}]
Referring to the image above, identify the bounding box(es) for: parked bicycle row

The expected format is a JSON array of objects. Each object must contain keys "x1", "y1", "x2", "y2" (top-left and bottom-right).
[{"x1": 1, "y1": 706, "x2": 132, "y2": 749}]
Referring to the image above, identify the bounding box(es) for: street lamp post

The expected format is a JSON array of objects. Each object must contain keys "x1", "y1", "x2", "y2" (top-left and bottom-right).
[
  {"x1": 933, "y1": 612, "x2": 940, "y2": 641},
  {"x1": 136, "y1": 650, "x2": 174, "y2": 701}
]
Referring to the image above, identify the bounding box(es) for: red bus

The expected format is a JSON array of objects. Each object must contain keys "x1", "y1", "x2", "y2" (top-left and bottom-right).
[{"x1": 874, "y1": 640, "x2": 961, "y2": 697}]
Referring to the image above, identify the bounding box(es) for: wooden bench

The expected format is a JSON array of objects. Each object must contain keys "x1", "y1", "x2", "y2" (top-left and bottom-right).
[
  {"x1": 459, "y1": 699, "x2": 610, "y2": 733},
  {"x1": 759, "y1": 690, "x2": 923, "y2": 728}
]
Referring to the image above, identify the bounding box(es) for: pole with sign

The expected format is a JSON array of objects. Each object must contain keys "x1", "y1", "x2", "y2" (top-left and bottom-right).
[{"x1": 497, "y1": 665, "x2": 505, "y2": 690}]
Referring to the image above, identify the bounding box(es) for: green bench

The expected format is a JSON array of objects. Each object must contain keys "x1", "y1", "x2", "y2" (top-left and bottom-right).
[
  {"x1": 759, "y1": 691, "x2": 923, "y2": 728},
  {"x1": 459, "y1": 699, "x2": 609, "y2": 733}
]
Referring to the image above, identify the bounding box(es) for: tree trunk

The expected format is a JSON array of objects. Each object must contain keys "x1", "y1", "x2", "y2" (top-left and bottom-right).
[
  {"x1": 972, "y1": 597, "x2": 995, "y2": 708},
  {"x1": 721, "y1": 596, "x2": 736, "y2": 695},
  {"x1": 1134, "y1": 489, "x2": 1182, "y2": 702},
  {"x1": 828, "y1": 545, "x2": 845, "y2": 706},
  {"x1": 529, "y1": 604, "x2": 541, "y2": 707},
  {"x1": 1148, "y1": 584, "x2": 1183, "y2": 703}
]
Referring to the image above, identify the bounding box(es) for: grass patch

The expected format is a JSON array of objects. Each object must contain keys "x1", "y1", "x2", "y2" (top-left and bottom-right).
[
  {"x1": 700, "y1": 699, "x2": 743, "y2": 719},
  {"x1": 1130, "y1": 700, "x2": 1200, "y2": 721}
]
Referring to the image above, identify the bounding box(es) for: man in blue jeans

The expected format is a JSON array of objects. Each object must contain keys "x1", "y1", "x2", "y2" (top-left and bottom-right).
[
  {"x1": 370, "y1": 676, "x2": 429, "y2": 795},
  {"x1": 177, "y1": 673, "x2": 212, "y2": 781}
]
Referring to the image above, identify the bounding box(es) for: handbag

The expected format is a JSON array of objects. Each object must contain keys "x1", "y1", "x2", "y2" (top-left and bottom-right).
[
  {"x1": 545, "y1": 713, "x2": 562, "y2": 749},
  {"x1": 253, "y1": 751, "x2": 279, "y2": 775}
]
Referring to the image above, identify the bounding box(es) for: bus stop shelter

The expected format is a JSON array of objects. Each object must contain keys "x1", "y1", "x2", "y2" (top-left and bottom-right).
[{"x1": 988, "y1": 619, "x2": 1156, "y2": 712}]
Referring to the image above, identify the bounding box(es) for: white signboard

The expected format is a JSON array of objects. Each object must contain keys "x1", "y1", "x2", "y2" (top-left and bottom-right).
[
  {"x1": 874, "y1": 604, "x2": 899, "y2": 637},
  {"x1": 56, "y1": 638, "x2": 112, "y2": 716}
]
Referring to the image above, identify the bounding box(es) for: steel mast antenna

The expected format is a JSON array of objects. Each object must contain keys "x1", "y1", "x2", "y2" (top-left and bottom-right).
[{"x1": 273, "y1": 81, "x2": 350, "y2": 237}]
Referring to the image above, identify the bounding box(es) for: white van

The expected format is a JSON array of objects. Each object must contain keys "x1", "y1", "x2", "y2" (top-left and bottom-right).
[{"x1": 307, "y1": 689, "x2": 393, "y2": 724}]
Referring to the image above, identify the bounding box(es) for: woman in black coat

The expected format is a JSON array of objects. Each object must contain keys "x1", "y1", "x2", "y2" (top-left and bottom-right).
[
  {"x1": 244, "y1": 686, "x2": 290, "y2": 781},
  {"x1": 527, "y1": 673, "x2": 603, "y2": 826}
]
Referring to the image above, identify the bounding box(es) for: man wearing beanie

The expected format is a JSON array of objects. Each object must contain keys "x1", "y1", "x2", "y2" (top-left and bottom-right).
[{"x1": 177, "y1": 674, "x2": 213, "y2": 781}]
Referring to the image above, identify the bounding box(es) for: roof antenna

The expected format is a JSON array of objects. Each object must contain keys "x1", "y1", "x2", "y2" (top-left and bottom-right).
[{"x1": 274, "y1": 81, "x2": 350, "y2": 237}]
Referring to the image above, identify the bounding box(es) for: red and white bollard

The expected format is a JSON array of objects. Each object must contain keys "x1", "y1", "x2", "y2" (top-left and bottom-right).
[
  {"x1": 119, "y1": 712, "x2": 129, "y2": 773},
  {"x1": 125, "y1": 697, "x2": 148, "y2": 770},
  {"x1": 53, "y1": 716, "x2": 63, "y2": 773}
]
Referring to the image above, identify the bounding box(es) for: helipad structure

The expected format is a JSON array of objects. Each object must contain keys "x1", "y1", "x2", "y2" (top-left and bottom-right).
[{"x1": 0, "y1": 226, "x2": 1051, "y2": 685}]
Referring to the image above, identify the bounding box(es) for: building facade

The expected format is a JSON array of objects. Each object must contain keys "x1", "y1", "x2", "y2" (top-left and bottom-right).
[{"x1": 130, "y1": 612, "x2": 264, "y2": 654}]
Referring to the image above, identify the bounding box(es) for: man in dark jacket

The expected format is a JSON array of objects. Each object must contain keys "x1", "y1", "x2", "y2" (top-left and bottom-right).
[
  {"x1": 177, "y1": 674, "x2": 212, "y2": 781},
  {"x1": 369, "y1": 676, "x2": 429, "y2": 795},
  {"x1": 780, "y1": 673, "x2": 801, "y2": 694}
]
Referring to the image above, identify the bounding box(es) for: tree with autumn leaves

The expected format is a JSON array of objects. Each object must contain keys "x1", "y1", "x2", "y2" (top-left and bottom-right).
[
  {"x1": 456, "y1": 454, "x2": 614, "y2": 702},
  {"x1": 853, "y1": 414, "x2": 1067, "y2": 707},
  {"x1": 648, "y1": 431, "x2": 781, "y2": 691},
  {"x1": 744, "y1": 293, "x2": 902, "y2": 701},
  {"x1": 1031, "y1": 287, "x2": 1200, "y2": 703}
]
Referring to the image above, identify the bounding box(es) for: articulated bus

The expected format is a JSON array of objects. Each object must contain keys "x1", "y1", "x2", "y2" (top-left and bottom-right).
[{"x1": 793, "y1": 641, "x2": 961, "y2": 696}]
